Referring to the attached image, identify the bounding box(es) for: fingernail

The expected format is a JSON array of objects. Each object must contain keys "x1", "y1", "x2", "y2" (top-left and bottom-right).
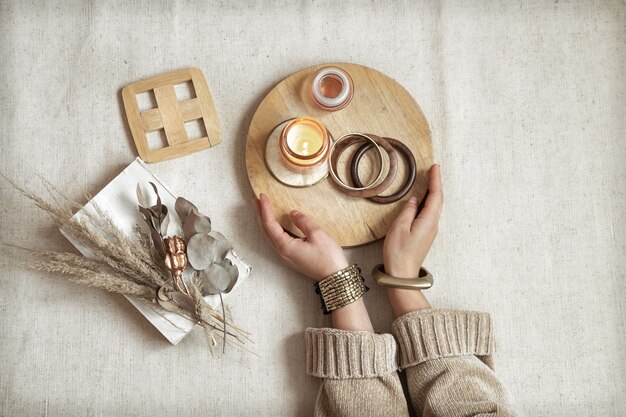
[
  {"x1": 408, "y1": 196, "x2": 417, "y2": 204},
  {"x1": 290, "y1": 210, "x2": 301, "y2": 216}
]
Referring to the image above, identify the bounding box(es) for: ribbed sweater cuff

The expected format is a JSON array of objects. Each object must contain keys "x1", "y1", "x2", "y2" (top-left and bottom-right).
[
  {"x1": 392, "y1": 309, "x2": 494, "y2": 370},
  {"x1": 305, "y1": 328, "x2": 399, "y2": 379}
]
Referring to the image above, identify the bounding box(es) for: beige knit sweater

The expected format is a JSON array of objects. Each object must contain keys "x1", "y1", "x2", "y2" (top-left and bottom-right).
[{"x1": 305, "y1": 309, "x2": 519, "y2": 416}]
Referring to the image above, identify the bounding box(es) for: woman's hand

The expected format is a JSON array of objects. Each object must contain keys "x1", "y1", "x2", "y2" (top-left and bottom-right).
[
  {"x1": 253, "y1": 194, "x2": 373, "y2": 331},
  {"x1": 383, "y1": 164, "x2": 443, "y2": 316},
  {"x1": 384, "y1": 164, "x2": 443, "y2": 278},
  {"x1": 253, "y1": 193, "x2": 348, "y2": 282}
]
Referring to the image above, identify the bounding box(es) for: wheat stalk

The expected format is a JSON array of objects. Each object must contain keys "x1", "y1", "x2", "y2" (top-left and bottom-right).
[
  {"x1": 4, "y1": 175, "x2": 253, "y2": 354},
  {"x1": 23, "y1": 250, "x2": 154, "y2": 299}
]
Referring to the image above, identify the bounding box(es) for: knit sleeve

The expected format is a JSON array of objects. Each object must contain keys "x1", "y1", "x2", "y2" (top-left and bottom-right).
[
  {"x1": 392, "y1": 309, "x2": 495, "y2": 369},
  {"x1": 392, "y1": 309, "x2": 520, "y2": 417},
  {"x1": 305, "y1": 328, "x2": 409, "y2": 417},
  {"x1": 305, "y1": 327, "x2": 399, "y2": 379}
]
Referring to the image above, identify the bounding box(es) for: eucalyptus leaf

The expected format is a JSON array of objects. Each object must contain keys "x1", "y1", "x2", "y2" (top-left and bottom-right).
[
  {"x1": 208, "y1": 230, "x2": 228, "y2": 242},
  {"x1": 156, "y1": 296, "x2": 181, "y2": 313},
  {"x1": 182, "y1": 210, "x2": 212, "y2": 240},
  {"x1": 145, "y1": 206, "x2": 159, "y2": 219},
  {"x1": 149, "y1": 182, "x2": 162, "y2": 221},
  {"x1": 152, "y1": 204, "x2": 168, "y2": 223},
  {"x1": 175, "y1": 197, "x2": 198, "y2": 223},
  {"x1": 149, "y1": 214, "x2": 161, "y2": 233},
  {"x1": 160, "y1": 212, "x2": 170, "y2": 236},
  {"x1": 219, "y1": 259, "x2": 239, "y2": 294},
  {"x1": 186, "y1": 234, "x2": 233, "y2": 270},
  {"x1": 169, "y1": 290, "x2": 197, "y2": 313},
  {"x1": 136, "y1": 183, "x2": 167, "y2": 258},
  {"x1": 136, "y1": 183, "x2": 149, "y2": 208},
  {"x1": 199, "y1": 263, "x2": 234, "y2": 295},
  {"x1": 150, "y1": 227, "x2": 166, "y2": 258},
  {"x1": 156, "y1": 285, "x2": 182, "y2": 313},
  {"x1": 138, "y1": 205, "x2": 152, "y2": 224},
  {"x1": 138, "y1": 206, "x2": 159, "y2": 232}
]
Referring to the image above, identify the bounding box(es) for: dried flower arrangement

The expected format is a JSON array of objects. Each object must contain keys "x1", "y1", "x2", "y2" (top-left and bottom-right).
[{"x1": 5, "y1": 176, "x2": 253, "y2": 354}]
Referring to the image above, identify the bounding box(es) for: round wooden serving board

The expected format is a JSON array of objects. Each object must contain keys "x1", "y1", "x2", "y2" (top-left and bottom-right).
[{"x1": 245, "y1": 63, "x2": 433, "y2": 247}]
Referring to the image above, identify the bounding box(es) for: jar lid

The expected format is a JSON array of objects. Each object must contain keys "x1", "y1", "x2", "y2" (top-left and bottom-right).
[{"x1": 311, "y1": 67, "x2": 353, "y2": 110}]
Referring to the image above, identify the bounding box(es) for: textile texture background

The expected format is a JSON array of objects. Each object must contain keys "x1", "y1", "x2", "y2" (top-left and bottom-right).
[{"x1": 0, "y1": 0, "x2": 624, "y2": 416}]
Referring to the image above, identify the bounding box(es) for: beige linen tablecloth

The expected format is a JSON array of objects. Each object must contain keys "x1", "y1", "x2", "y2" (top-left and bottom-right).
[{"x1": 1, "y1": 1, "x2": 624, "y2": 415}]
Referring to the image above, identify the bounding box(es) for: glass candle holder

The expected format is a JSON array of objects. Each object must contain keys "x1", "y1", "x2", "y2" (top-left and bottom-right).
[
  {"x1": 279, "y1": 117, "x2": 330, "y2": 173},
  {"x1": 311, "y1": 66, "x2": 354, "y2": 111}
]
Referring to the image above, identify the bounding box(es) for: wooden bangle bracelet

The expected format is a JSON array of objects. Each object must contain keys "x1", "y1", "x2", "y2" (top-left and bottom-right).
[
  {"x1": 350, "y1": 136, "x2": 417, "y2": 204},
  {"x1": 328, "y1": 133, "x2": 398, "y2": 198},
  {"x1": 328, "y1": 133, "x2": 385, "y2": 192},
  {"x1": 371, "y1": 264, "x2": 434, "y2": 290}
]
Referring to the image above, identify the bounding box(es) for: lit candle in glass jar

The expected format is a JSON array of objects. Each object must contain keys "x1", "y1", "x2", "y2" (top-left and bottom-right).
[{"x1": 279, "y1": 117, "x2": 330, "y2": 172}]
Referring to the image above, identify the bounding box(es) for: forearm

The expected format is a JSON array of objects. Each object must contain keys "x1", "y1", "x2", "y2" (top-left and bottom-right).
[
  {"x1": 386, "y1": 287, "x2": 431, "y2": 317},
  {"x1": 310, "y1": 288, "x2": 403, "y2": 416},
  {"x1": 393, "y1": 309, "x2": 519, "y2": 417},
  {"x1": 305, "y1": 327, "x2": 407, "y2": 417},
  {"x1": 406, "y1": 357, "x2": 517, "y2": 417},
  {"x1": 314, "y1": 375, "x2": 408, "y2": 417},
  {"x1": 331, "y1": 298, "x2": 374, "y2": 331},
  {"x1": 385, "y1": 264, "x2": 432, "y2": 317}
]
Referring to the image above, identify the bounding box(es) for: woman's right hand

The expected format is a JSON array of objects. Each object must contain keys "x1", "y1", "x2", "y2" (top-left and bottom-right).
[
  {"x1": 252, "y1": 193, "x2": 349, "y2": 282},
  {"x1": 253, "y1": 193, "x2": 373, "y2": 331}
]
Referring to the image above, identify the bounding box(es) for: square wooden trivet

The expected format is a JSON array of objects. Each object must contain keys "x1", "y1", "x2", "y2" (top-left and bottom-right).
[{"x1": 122, "y1": 67, "x2": 221, "y2": 163}]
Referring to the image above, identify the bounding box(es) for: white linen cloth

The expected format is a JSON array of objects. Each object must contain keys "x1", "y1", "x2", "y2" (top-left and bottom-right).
[{"x1": 1, "y1": 1, "x2": 624, "y2": 415}]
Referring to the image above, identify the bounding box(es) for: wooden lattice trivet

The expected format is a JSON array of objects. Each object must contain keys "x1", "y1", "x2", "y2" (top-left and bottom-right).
[{"x1": 122, "y1": 68, "x2": 221, "y2": 163}]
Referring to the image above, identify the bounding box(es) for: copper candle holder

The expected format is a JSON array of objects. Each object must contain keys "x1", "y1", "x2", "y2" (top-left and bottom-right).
[{"x1": 279, "y1": 116, "x2": 331, "y2": 173}]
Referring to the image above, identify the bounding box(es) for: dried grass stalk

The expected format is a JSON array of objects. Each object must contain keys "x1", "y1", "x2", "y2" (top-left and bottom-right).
[
  {"x1": 4, "y1": 175, "x2": 252, "y2": 354},
  {"x1": 24, "y1": 250, "x2": 154, "y2": 299}
]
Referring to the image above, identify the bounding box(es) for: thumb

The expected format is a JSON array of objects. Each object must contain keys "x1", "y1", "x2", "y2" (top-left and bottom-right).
[
  {"x1": 290, "y1": 210, "x2": 322, "y2": 239},
  {"x1": 392, "y1": 196, "x2": 419, "y2": 230}
]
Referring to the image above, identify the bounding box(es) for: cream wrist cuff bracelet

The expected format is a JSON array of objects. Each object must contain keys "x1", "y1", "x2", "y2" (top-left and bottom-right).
[{"x1": 372, "y1": 264, "x2": 434, "y2": 290}]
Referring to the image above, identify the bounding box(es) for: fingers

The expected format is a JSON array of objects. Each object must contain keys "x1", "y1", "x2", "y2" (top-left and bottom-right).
[
  {"x1": 428, "y1": 163, "x2": 443, "y2": 195},
  {"x1": 256, "y1": 194, "x2": 292, "y2": 249},
  {"x1": 290, "y1": 210, "x2": 323, "y2": 240},
  {"x1": 392, "y1": 195, "x2": 419, "y2": 230},
  {"x1": 413, "y1": 164, "x2": 443, "y2": 230},
  {"x1": 392, "y1": 165, "x2": 443, "y2": 232},
  {"x1": 252, "y1": 196, "x2": 271, "y2": 246},
  {"x1": 252, "y1": 195, "x2": 261, "y2": 218}
]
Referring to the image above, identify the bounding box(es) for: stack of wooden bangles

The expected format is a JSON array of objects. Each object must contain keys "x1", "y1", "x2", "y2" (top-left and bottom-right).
[{"x1": 328, "y1": 133, "x2": 417, "y2": 204}]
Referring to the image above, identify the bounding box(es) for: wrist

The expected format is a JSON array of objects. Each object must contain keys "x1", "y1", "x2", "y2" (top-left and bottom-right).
[
  {"x1": 386, "y1": 287, "x2": 431, "y2": 318},
  {"x1": 331, "y1": 299, "x2": 374, "y2": 331},
  {"x1": 383, "y1": 258, "x2": 422, "y2": 279},
  {"x1": 314, "y1": 264, "x2": 369, "y2": 315},
  {"x1": 313, "y1": 257, "x2": 349, "y2": 281},
  {"x1": 386, "y1": 267, "x2": 419, "y2": 279}
]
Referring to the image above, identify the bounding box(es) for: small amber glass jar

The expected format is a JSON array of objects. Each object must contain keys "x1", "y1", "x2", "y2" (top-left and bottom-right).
[
  {"x1": 279, "y1": 117, "x2": 330, "y2": 173},
  {"x1": 311, "y1": 66, "x2": 354, "y2": 111}
]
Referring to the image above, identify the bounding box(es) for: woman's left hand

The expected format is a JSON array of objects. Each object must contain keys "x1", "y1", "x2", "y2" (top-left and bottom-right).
[
  {"x1": 383, "y1": 164, "x2": 443, "y2": 279},
  {"x1": 253, "y1": 194, "x2": 349, "y2": 282}
]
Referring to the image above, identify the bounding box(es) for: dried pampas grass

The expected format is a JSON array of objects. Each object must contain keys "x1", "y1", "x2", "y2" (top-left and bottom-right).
[{"x1": 4, "y1": 175, "x2": 253, "y2": 355}]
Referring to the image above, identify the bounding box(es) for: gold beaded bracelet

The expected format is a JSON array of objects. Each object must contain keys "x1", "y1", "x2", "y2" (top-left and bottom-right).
[{"x1": 314, "y1": 264, "x2": 369, "y2": 315}]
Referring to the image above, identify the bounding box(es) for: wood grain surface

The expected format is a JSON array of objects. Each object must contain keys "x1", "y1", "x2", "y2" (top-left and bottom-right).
[
  {"x1": 245, "y1": 63, "x2": 434, "y2": 247},
  {"x1": 122, "y1": 67, "x2": 221, "y2": 163}
]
